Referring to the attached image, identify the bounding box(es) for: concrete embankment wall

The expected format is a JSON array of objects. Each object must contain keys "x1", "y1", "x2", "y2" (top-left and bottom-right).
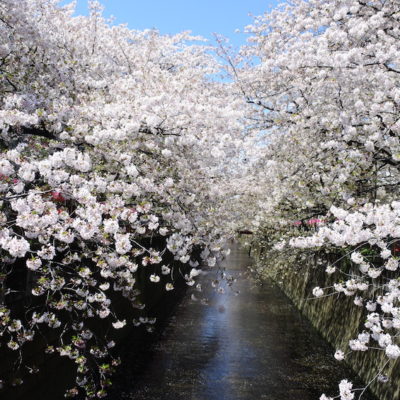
[{"x1": 250, "y1": 244, "x2": 400, "y2": 400}]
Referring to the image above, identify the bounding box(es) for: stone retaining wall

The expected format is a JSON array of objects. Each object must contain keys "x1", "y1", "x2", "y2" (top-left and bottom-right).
[{"x1": 249, "y1": 243, "x2": 400, "y2": 400}]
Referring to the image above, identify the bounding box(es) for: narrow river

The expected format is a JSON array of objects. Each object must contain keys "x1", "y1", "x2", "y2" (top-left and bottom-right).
[{"x1": 109, "y1": 244, "x2": 375, "y2": 400}]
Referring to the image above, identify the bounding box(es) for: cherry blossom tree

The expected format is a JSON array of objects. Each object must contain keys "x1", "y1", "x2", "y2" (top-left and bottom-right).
[
  {"x1": 0, "y1": 0, "x2": 244, "y2": 397},
  {"x1": 236, "y1": 0, "x2": 400, "y2": 398},
  {"x1": 3, "y1": 0, "x2": 399, "y2": 398}
]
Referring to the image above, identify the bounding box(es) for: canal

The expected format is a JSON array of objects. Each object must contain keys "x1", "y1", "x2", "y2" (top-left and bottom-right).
[{"x1": 109, "y1": 244, "x2": 375, "y2": 400}]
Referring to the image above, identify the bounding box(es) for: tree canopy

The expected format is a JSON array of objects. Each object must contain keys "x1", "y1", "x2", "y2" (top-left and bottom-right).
[{"x1": 0, "y1": 0, "x2": 400, "y2": 398}]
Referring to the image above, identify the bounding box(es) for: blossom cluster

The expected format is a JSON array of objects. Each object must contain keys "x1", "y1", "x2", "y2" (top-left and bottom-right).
[
  {"x1": 0, "y1": 0, "x2": 243, "y2": 397},
  {"x1": 235, "y1": 0, "x2": 400, "y2": 398}
]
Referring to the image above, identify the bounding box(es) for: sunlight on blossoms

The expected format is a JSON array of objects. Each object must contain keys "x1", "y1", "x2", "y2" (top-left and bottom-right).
[{"x1": 0, "y1": 0, "x2": 399, "y2": 399}]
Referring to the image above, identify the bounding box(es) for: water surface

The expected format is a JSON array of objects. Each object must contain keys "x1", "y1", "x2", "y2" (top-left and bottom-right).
[{"x1": 110, "y1": 244, "x2": 375, "y2": 400}]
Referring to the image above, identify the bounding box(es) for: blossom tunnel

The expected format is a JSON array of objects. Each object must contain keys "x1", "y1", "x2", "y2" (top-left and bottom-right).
[{"x1": 0, "y1": 0, "x2": 399, "y2": 399}]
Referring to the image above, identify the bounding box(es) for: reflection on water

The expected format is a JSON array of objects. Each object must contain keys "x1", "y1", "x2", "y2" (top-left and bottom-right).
[{"x1": 109, "y1": 244, "x2": 376, "y2": 400}]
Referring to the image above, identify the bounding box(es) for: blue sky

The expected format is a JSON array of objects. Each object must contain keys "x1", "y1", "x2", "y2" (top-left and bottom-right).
[{"x1": 60, "y1": 0, "x2": 282, "y2": 48}]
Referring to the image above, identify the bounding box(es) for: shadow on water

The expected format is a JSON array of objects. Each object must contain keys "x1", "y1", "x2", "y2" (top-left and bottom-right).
[{"x1": 108, "y1": 244, "x2": 377, "y2": 400}]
